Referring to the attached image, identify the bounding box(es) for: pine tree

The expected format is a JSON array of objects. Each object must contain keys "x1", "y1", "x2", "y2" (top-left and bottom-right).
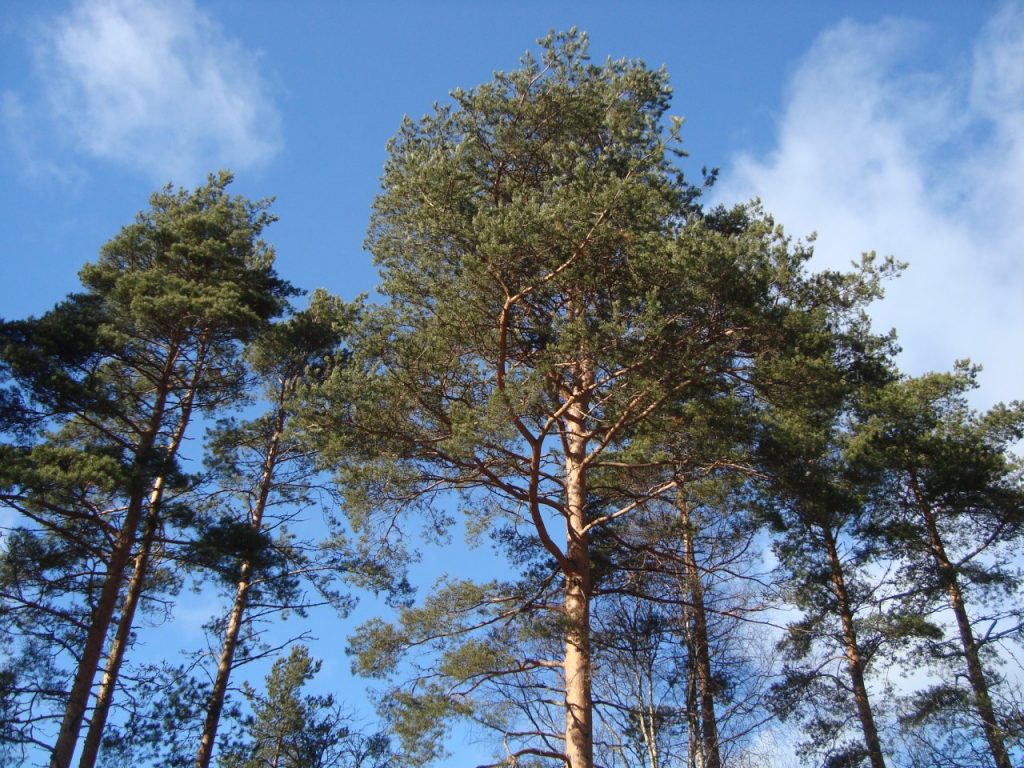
[
  {"x1": 313, "y1": 31, "x2": 897, "y2": 768},
  {"x1": 756, "y1": 383, "x2": 899, "y2": 768},
  {"x1": 0, "y1": 172, "x2": 295, "y2": 767},
  {"x1": 851, "y1": 366, "x2": 1024, "y2": 768},
  {"x1": 193, "y1": 289, "x2": 359, "y2": 768},
  {"x1": 220, "y1": 645, "x2": 393, "y2": 768}
]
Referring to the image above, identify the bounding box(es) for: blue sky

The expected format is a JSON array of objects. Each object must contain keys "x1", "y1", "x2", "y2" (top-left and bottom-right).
[
  {"x1": 1, "y1": 1, "x2": 1022, "y2": 763},
  {"x1": 3, "y1": 1, "x2": 1021, "y2": 409}
]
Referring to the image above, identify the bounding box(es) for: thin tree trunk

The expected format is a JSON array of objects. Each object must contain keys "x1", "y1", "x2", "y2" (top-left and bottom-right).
[
  {"x1": 643, "y1": 687, "x2": 660, "y2": 768},
  {"x1": 680, "y1": 500, "x2": 721, "y2": 768},
  {"x1": 195, "y1": 391, "x2": 288, "y2": 768},
  {"x1": 684, "y1": 643, "x2": 701, "y2": 768},
  {"x1": 631, "y1": 662, "x2": 660, "y2": 768},
  {"x1": 76, "y1": 502, "x2": 160, "y2": 768},
  {"x1": 77, "y1": 339, "x2": 209, "y2": 768},
  {"x1": 195, "y1": 562, "x2": 253, "y2": 768},
  {"x1": 563, "y1": 368, "x2": 593, "y2": 768},
  {"x1": 820, "y1": 525, "x2": 887, "y2": 768},
  {"x1": 909, "y1": 471, "x2": 1012, "y2": 768},
  {"x1": 50, "y1": 345, "x2": 181, "y2": 768}
]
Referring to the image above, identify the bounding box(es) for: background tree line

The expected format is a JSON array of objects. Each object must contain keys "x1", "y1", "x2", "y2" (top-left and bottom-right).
[{"x1": 1, "y1": 30, "x2": 1022, "y2": 768}]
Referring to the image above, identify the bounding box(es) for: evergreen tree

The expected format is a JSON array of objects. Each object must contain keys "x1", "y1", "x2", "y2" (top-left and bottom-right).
[
  {"x1": 220, "y1": 645, "x2": 394, "y2": 768},
  {"x1": 0, "y1": 172, "x2": 295, "y2": 767},
  {"x1": 193, "y1": 289, "x2": 359, "y2": 768},
  {"x1": 314, "y1": 31, "x2": 896, "y2": 768},
  {"x1": 850, "y1": 366, "x2": 1024, "y2": 768},
  {"x1": 756, "y1": 382, "x2": 901, "y2": 768}
]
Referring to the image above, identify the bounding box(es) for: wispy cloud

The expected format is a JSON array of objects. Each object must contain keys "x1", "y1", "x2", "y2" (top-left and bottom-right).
[
  {"x1": 715, "y1": 4, "x2": 1024, "y2": 407},
  {"x1": 19, "y1": 0, "x2": 281, "y2": 184}
]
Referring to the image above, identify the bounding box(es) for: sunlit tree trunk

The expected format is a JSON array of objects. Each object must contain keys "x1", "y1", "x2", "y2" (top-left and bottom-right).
[
  {"x1": 76, "y1": 503, "x2": 160, "y2": 768},
  {"x1": 910, "y1": 471, "x2": 1012, "y2": 768},
  {"x1": 50, "y1": 346, "x2": 180, "y2": 768},
  {"x1": 820, "y1": 525, "x2": 887, "y2": 768},
  {"x1": 564, "y1": 373, "x2": 593, "y2": 768},
  {"x1": 195, "y1": 392, "x2": 287, "y2": 768},
  {"x1": 78, "y1": 339, "x2": 209, "y2": 768}
]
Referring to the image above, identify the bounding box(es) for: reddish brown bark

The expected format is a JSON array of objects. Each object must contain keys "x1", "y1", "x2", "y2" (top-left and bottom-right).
[
  {"x1": 76, "y1": 507, "x2": 160, "y2": 768},
  {"x1": 910, "y1": 471, "x2": 1012, "y2": 768},
  {"x1": 50, "y1": 344, "x2": 182, "y2": 768},
  {"x1": 820, "y1": 525, "x2": 887, "y2": 768},
  {"x1": 195, "y1": 391, "x2": 287, "y2": 768},
  {"x1": 77, "y1": 338, "x2": 209, "y2": 768}
]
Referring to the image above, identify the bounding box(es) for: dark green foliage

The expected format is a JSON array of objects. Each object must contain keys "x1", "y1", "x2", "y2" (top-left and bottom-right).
[
  {"x1": 769, "y1": 667, "x2": 874, "y2": 768},
  {"x1": 848, "y1": 365, "x2": 1024, "y2": 766},
  {"x1": 187, "y1": 517, "x2": 280, "y2": 577},
  {"x1": 851, "y1": 364, "x2": 1024, "y2": 602},
  {"x1": 100, "y1": 649, "x2": 395, "y2": 768},
  {"x1": 193, "y1": 288, "x2": 361, "y2": 607},
  {"x1": 96, "y1": 663, "x2": 229, "y2": 768},
  {"x1": 220, "y1": 646, "x2": 395, "y2": 768},
  {"x1": 305, "y1": 29, "x2": 902, "y2": 766},
  {"x1": 0, "y1": 171, "x2": 297, "y2": 759}
]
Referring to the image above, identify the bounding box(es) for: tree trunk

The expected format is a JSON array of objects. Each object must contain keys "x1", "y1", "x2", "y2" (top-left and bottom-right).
[
  {"x1": 196, "y1": 396, "x2": 287, "y2": 768},
  {"x1": 77, "y1": 503, "x2": 160, "y2": 768},
  {"x1": 77, "y1": 339, "x2": 208, "y2": 768},
  {"x1": 195, "y1": 563, "x2": 253, "y2": 768},
  {"x1": 50, "y1": 505, "x2": 146, "y2": 768},
  {"x1": 50, "y1": 346, "x2": 181, "y2": 768},
  {"x1": 629, "y1": 659, "x2": 660, "y2": 768},
  {"x1": 910, "y1": 472, "x2": 1012, "y2": 768},
  {"x1": 820, "y1": 525, "x2": 887, "y2": 768},
  {"x1": 563, "y1": 376, "x2": 593, "y2": 768},
  {"x1": 685, "y1": 647, "x2": 701, "y2": 768},
  {"x1": 642, "y1": 685, "x2": 660, "y2": 768},
  {"x1": 680, "y1": 500, "x2": 721, "y2": 768}
]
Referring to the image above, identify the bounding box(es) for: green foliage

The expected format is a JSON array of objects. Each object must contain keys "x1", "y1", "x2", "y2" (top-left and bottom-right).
[
  {"x1": 80, "y1": 170, "x2": 294, "y2": 346},
  {"x1": 0, "y1": 171, "x2": 299, "y2": 756},
  {"x1": 301, "y1": 29, "x2": 905, "y2": 765},
  {"x1": 849, "y1": 366, "x2": 1024, "y2": 764},
  {"x1": 851, "y1": 365, "x2": 1024, "y2": 563},
  {"x1": 3, "y1": 29, "x2": 1021, "y2": 768},
  {"x1": 220, "y1": 646, "x2": 394, "y2": 768},
  {"x1": 97, "y1": 663, "x2": 228, "y2": 768}
]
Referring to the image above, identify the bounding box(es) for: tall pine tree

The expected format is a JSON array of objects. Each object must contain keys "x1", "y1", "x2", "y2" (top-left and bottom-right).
[
  {"x1": 0, "y1": 172, "x2": 294, "y2": 767},
  {"x1": 313, "y1": 31, "x2": 896, "y2": 768}
]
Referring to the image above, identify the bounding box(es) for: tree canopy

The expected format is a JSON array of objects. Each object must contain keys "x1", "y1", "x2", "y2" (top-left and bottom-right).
[{"x1": 0, "y1": 29, "x2": 1021, "y2": 768}]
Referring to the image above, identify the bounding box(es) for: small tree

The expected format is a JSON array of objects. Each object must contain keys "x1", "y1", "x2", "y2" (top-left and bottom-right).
[{"x1": 220, "y1": 645, "x2": 393, "y2": 768}]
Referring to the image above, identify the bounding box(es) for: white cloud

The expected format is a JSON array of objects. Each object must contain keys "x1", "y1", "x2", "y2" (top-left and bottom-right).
[
  {"x1": 2, "y1": 89, "x2": 87, "y2": 188},
  {"x1": 35, "y1": 0, "x2": 281, "y2": 182},
  {"x1": 714, "y1": 4, "x2": 1024, "y2": 409}
]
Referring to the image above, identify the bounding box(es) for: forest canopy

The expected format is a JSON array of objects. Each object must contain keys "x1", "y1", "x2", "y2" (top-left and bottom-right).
[{"x1": 1, "y1": 30, "x2": 1022, "y2": 768}]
